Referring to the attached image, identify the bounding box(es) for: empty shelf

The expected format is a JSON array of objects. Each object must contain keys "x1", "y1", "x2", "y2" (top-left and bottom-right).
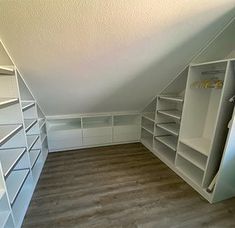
[
  {"x1": 39, "y1": 118, "x2": 46, "y2": 129},
  {"x1": 6, "y1": 169, "x2": 30, "y2": 205},
  {"x1": 159, "y1": 95, "x2": 184, "y2": 102},
  {"x1": 0, "y1": 98, "x2": 18, "y2": 107},
  {"x1": 141, "y1": 126, "x2": 153, "y2": 135},
  {"x1": 155, "y1": 135, "x2": 178, "y2": 151},
  {"x1": 30, "y1": 149, "x2": 41, "y2": 168},
  {"x1": 158, "y1": 110, "x2": 181, "y2": 120},
  {"x1": 180, "y1": 138, "x2": 211, "y2": 156},
  {"x1": 27, "y1": 135, "x2": 39, "y2": 151},
  {"x1": 22, "y1": 101, "x2": 35, "y2": 111},
  {"x1": 41, "y1": 132, "x2": 47, "y2": 144},
  {"x1": 0, "y1": 210, "x2": 11, "y2": 228},
  {"x1": 0, "y1": 124, "x2": 23, "y2": 146},
  {"x1": 143, "y1": 113, "x2": 155, "y2": 122},
  {"x1": 0, "y1": 148, "x2": 26, "y2": 177},
  {"x1": 178, "y1": 151, "x2": 206, "y2": 171},
  {"x1": 157, "y1": 123, "x2": 180, "y2": 136},
  {"x1": 24, "y1": 119, "x2": 37, "y2": 132},
  {"x1": 0, "y1": 66, "x2": 14, "y2": 75}
]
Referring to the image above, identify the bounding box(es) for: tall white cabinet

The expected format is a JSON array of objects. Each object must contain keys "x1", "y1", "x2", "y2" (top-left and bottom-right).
[
  {"x1": 141, "y1": 59, "x2": 235, "y2": 203},
  {"x1": 0, "y1": 65, "x2": 48, "y2": 227}
]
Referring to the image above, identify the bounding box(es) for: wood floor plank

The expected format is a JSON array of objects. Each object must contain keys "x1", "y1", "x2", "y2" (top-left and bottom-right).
[{"x1": 23, "y1": 143, "x2": 235, "y2": 228}]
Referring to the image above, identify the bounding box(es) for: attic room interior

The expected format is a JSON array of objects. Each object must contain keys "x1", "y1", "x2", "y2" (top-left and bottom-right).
[{"x1": 1, "y1": 0, "x2": 235, "y2": 227}]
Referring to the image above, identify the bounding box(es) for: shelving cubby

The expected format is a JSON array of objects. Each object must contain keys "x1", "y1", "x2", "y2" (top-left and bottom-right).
[
  {"x1": 140, "y1": 128, "x2": 153, "y2": 149},
  {"x1": 142, "y1": 98, "x2": 157, "y2": 122},
  {"x1": 113, "y1": 114, "x2": 141, "y2": 143}
]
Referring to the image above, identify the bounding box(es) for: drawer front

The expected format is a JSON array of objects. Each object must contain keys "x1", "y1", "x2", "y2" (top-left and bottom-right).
[
  {"x1": 48, "y1": 129, "x2": 82, "y2": 150},
  {"x1": 83, "y1": 127, "x2": 112, "y2": 137},
  {"x1": 83, "y1": 135, "x2": 112, "y2": 146},
  {"x1": 113, "y1": 125, "x2": 140, "y2": 134},
  {"x1": 113, "y1": 132, "x2": 140, "y2": 143}
]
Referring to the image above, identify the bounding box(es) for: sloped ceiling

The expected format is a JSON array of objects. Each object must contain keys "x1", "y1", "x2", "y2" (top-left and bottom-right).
[{"x1": 0, "y1": 1, "x2": 235, "y2": 116}]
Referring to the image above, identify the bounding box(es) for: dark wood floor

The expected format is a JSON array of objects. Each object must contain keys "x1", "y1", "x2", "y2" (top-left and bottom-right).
[{"x1": 23, "y1": 143, "x2": 235, "y2": 228}]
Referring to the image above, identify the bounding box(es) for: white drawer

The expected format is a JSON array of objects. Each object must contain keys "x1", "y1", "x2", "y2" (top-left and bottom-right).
[
  {"x1": 82, "y1": 127, "x2": 112, "y2": 137},
  {"x1": 113, "y1": 132, "x2": 140, "y2": 143},
  {"x1": 48, "y1": 129, "x2": 82, "y2": 150},
  {"x1": 83, "y1": 135, "x2": 112, "y2": 146},
  {"x1": 113, "y1": 125, "x2": 140, "y2": 134}
]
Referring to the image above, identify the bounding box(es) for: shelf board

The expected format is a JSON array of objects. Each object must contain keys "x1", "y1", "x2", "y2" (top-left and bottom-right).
[
  {"x1": 142, "y1": 113, "x2": 155, "y2": 122},
  {"x1": 0, "y1": 66, "x2": 14, "y2": 75},
  {"x1": 155, "y1": 135, "x2": 177, "y2": 151},
  {"x1": 0, "y1": 98, "x2": 18, "y2": 108},
  {"x1": 159, "y1": 95, "x2": 184, "y2": 102},
  {"x1": 178, "y1": 152, "x2": 206, "y2": 171},
  {"x1": 22, "y1": 101, "x2": 35, "y2": 111},
  {"x1": 41, "y1": 132, "x2": 47, "y2": 144},
  {"x1": 180, "y1": 138, "x2": 211, "y2": 157},
  {"x1": 39, "y1": 118, "x2": 46, "y2": 129},
  {"x1": 6, "y1": 169, "x2": 30, "y2": 205},
  {"x1": 157, "y1": 123, "x2": 180, "y2": 136},
  {"x1": 24, "y1": 119, "x2": 37, "y2": 132},
  {"x1": 158, "y1": 110, "x2": 181, "y2": 120},
  {"x1": 30, "y1": 149, "x2": 41, "y2": 168},
  {"x1": 0, "y1": 124, "x2": 23, "y2": 146},
  {"x1": 141, "y1": 126, "x2": 154, "y2": 135},
  {"x1": 0, "y1": 210, "x2": 11, "y2": 228},
  {"x1": 27, "y1": 135, "x2": 39, "y2": 151},
  {"x1": 0, "y1": 148, "x2": 26, "y2": 177}
]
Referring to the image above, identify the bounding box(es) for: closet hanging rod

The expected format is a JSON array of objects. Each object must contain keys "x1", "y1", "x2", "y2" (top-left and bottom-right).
[{"x1": 201, "y1": 70, "x2": 225, "y2": 75}]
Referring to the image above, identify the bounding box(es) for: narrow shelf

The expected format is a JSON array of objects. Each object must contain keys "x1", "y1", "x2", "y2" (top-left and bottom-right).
[
  {"x1": 30, "y1": 149, "x2": 41, "y2": 168},
  {"x1": 0, "y1": 124, "x2": 23, "y2": 146},
  {"x1": 0, "y1": 98, "x2": 18, "y2": 108},
  {"x1": 27, "y1": 135, "x2": 39, "y2": 151},
  {"x1": 41, "y1": 132, "x2": 47, "y2": 144},
  {"x1": 143, "y1": 113, "x2": 155, "y2": 122},
  {"x1": 6, "y1": 169, "x2": 30, "y2": 205},
  {"x1": 39, "y1": 118, "x2": 46, "y2": 129},
  {"x1": 155, "y1": 135, "x2": 177, "y2": 151},
  {"x1": 22, "y1": 101, "x2": 35, "y2": 111},
  {"x1": 157, "y1": 123, "x2": 180, "y2": 136},
  {"x1": 141, "y1": 126, "x2": 153, "y2": 135},
  {"x1": 180, "y1": 138, "x2": 211, "y2": 157},
  {"x1": 0, "y1": 210, "x2": 11, "y2": 228},
  {"x1": 159, "y1": 95, "x2": 184, "y2": 102},
  {"x1": 177, "y1": 152, "x2": 206, "y2": 171},
  {"x1": 158, "y1": 110, "x2": 181, "y2": 120},
  {"x1": 0, "y1": 148, "x2": 26, "y2": 177},
  {"x1": 0, "y1": 66, "x2": 14, "y2": 75},
  {"x1": 24, "y1": 119, "x2": 37, "y2": 132}
]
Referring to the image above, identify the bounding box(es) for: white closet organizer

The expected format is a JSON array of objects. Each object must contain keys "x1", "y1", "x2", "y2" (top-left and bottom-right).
[
  {"x1": 47, "y1": 112, "x2": 141, "y2": 152},
  {"x1": 0, "y1": 64, "x2": 48, "y2": 228},
  {"x1": 141, "y1": 59, "x2": 235, "y2": 203}
]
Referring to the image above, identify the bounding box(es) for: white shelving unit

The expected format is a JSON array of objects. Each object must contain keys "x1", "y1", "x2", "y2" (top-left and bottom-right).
[
  {"x1": 47, "y1": 112, "x2": 141, "y2": 152},
  {"x1": 0, "y1": 41, "x2": 48, "y2": 227}
]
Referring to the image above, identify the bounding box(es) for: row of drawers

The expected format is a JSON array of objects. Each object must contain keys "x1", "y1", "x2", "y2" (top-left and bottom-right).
[{"x1": 48, "y1": 126, "x2": 140, "y2": 151}]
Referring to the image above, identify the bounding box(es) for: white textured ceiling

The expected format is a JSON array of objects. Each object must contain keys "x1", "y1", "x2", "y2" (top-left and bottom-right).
[{"x1": 0, "y1": 1, "x2": 235, "y2": 115}]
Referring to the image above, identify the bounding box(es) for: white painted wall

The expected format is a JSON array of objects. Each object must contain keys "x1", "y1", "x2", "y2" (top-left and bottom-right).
[{"x1": 0, "y1": 1, "x2": 235, "y2": 115}]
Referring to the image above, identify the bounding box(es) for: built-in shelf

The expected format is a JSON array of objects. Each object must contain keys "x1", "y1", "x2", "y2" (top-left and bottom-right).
[
  {"x1": 27, "y1": 135, "x2": 39, "y2": 151},
  {"x1": 0, "y1": 124, "x2": 23, "y2": 146},
  {"x1": 0, "y1": 148, "x2": 26, "y2": 177},
  {"x1": 22, "y1": 101, "x2": 35, "y2": 111},
  {"x1": 0, "y1": 98, "x2": 18, "y2": 108},
  {"x1": 30, "y1": 149, "x2": 41, "y2": 168},
  {"x1": 155, "y1": 135, "x2": 177, "y2": 151},
  {"x1": 141, "y1": 126, "x2": 153, "y2": 135},
  {"x1": 180, "y1": 138, "x2": 211, "y2": 157},
  {"x1": 158, "y1": 110, "x2": 181, "y2": 120},
  {"x1": 82, "y1": 116, "x2": 112, "y2": 128},
  {"x1": 157, "y1": 123, "x2": 180, "y2": 136},
  {"x1": 6, "y1": 169, "x2": 30, "y2": 205},
  {"x1": 113, "y1": 114, "x2": 140, "y2": 126},
  {"x1": 24, "y1": 119, "x2": 37, "y2": 132},
  {"x1": 39, "y1": 119, "x2": 46, "y2": 129},
  {"x1": 0, "y1": 210, "x2": 11, "y2": 228},
  {"x1": 158, "y1": 95, "x2": 184, "y2": 102},
  {"x1": 142, "y1": 112, "x2": 155, "y2": 122},
  {"x1": 0, "y1": 66, "x2": 14, "y2": 75},
  {"x1": 177, "y1": 152, "x2": 206, "y2": 171},
  {"x1": 41, "y1": 132, "x2": 47, "y2": 144}
]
